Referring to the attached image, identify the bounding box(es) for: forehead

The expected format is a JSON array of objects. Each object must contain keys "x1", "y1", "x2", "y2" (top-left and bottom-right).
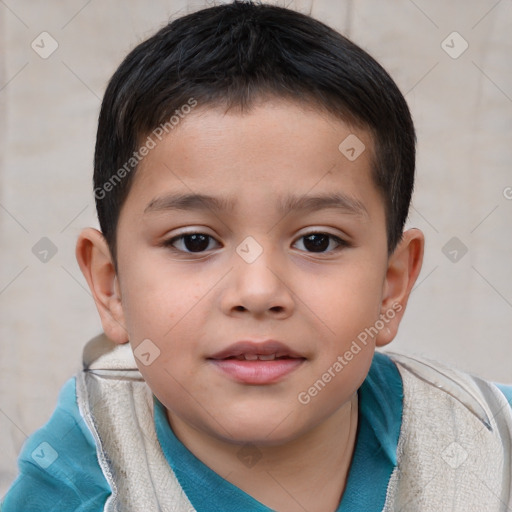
[{"x1": 125, "y1": 100, "x2": 380, "y2": 217}]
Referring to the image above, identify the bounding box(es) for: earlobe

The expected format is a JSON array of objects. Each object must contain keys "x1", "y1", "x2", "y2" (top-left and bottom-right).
[
  {"x1": 376, "y1": 228, "x2": 424, "y2": 347},
  {"x1": 75, "y1": 228, "x2": 129, "y2": 344}
]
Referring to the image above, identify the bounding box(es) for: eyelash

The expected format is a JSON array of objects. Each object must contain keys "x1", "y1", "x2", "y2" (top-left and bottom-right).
[{"x1": 162, "y1": 231, "x2": 349, "y2": 256}]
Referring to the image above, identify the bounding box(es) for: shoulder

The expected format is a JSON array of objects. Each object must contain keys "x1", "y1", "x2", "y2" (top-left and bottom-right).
[
  {"x1": 1, "y1": 377, "x2": 111, "y2": 512},
  {"x1": 387, "y1": 351, "x2": 512, "y2": 428}
]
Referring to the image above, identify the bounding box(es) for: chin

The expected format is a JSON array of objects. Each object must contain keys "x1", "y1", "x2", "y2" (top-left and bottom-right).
[
  {"x1": 212, "y1": 407, "x2": 312, "y2": 447},
  {"x1": 219, "y1": 425, "x2": 304, "y2": 447}
]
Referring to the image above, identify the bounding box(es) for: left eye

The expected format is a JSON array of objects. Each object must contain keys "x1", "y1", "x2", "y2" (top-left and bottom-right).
[{"x1": 293, "y1": 233, "x2": 347, "y2": 253}]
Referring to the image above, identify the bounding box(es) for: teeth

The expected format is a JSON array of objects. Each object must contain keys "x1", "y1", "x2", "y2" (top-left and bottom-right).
[
  {"x1": 242, "y1": 353, "x2": 276, "y2": 361},
  {"x1": 257, "y1": 354, "x2": 276, "y2": 361}
]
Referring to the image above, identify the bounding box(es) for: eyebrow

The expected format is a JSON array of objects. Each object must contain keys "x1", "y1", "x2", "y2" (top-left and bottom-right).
[
  {"x1": 144, "y1": 193, "x2": 235, "y2": 214},
  {"x1": 144, "y1": 192, "x2": 368, "y2": 217}
]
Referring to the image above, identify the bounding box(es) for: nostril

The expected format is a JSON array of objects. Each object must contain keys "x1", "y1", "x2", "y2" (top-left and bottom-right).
[{"x1": 232, "y1": 305, "x2": 285, "y2": 313}]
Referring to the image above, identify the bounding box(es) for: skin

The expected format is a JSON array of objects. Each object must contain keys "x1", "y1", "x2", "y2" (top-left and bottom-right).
[{"x1": 77, "y1": 99, "x2": 424, "y2": 512}]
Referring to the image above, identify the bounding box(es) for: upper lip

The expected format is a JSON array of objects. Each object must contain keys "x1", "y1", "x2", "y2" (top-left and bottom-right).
[{"x1": 209, "y1": 340, "x2": 305, "y2": 360}]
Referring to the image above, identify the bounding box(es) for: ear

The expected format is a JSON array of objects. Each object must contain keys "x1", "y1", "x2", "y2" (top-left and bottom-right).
[
  {"x1": 375, "y1": 228, "x2": 424, "y2": 347},
  {"x1": 75, "y1": 227, "x2": 129, "y2": 344}
]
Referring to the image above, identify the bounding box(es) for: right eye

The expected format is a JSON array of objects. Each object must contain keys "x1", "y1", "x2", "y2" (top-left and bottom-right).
[{"x1": 163, "y1": 233, "x2": 221, "y2": 254}]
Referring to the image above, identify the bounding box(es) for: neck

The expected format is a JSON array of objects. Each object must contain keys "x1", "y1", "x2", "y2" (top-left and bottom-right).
[{"x1": 167, "y1": 393, "x2": 359, "y2": 512}]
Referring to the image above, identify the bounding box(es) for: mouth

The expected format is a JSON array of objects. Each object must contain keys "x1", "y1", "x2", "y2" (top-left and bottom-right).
[
  {"x1": 208, "y1": 340, "x2": 306, "y2": 384},
  {"x1": 209, "y1": 340, "x2": 304, "y2": 360},
  {"x1": 221, "y1": 353, "x2": 295, "y2": 361}
]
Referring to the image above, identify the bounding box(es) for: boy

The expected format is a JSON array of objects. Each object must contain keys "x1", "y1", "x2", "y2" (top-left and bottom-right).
[{"x1": 2, "y1": 1, "x2": 512, "y2": 510}]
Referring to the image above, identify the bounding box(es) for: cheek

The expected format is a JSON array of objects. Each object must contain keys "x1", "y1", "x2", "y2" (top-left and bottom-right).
[
  {"x1": 119, "y1": 257, "x2": 212, "y2": 394},
  {"x1": 295, "y1": 260, "x2": 384, "y2": 333},
  {"x1": 119, "y1": 254, "x2": 204, "y2": 340},
  {"x1": 293, "y1": 260, "x2": 385, "y2": 395}
]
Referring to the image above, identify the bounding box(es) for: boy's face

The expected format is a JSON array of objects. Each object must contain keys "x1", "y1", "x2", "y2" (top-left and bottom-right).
[{"x1": 83, "y1": 99, "x2": 422, "y2": 446}]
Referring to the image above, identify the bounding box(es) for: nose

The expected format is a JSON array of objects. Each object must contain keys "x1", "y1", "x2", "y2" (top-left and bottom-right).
[{"x1": 221, "y1": 247, "x2": 295, "y2": 319}]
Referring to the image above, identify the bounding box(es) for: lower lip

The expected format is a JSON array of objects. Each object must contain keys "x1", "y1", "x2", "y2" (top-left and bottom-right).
[{"x1": 210, "y1": 358, "x2": 304, "y2": 384}]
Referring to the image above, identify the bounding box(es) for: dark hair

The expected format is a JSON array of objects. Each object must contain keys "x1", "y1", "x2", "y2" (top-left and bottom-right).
[{"x1": 94, "y1": 0, "x2": 415, "y2": 268}]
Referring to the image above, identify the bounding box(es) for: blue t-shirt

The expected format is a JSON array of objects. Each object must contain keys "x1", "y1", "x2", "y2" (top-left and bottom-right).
[{"x1": 2, "y1": 352, "x2": 511, "y2": 511}]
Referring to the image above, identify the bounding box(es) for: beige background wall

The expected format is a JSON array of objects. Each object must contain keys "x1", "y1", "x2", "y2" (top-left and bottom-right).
[{"x1": 1, "y1": 0, "x2": 511, "y2": 493}]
